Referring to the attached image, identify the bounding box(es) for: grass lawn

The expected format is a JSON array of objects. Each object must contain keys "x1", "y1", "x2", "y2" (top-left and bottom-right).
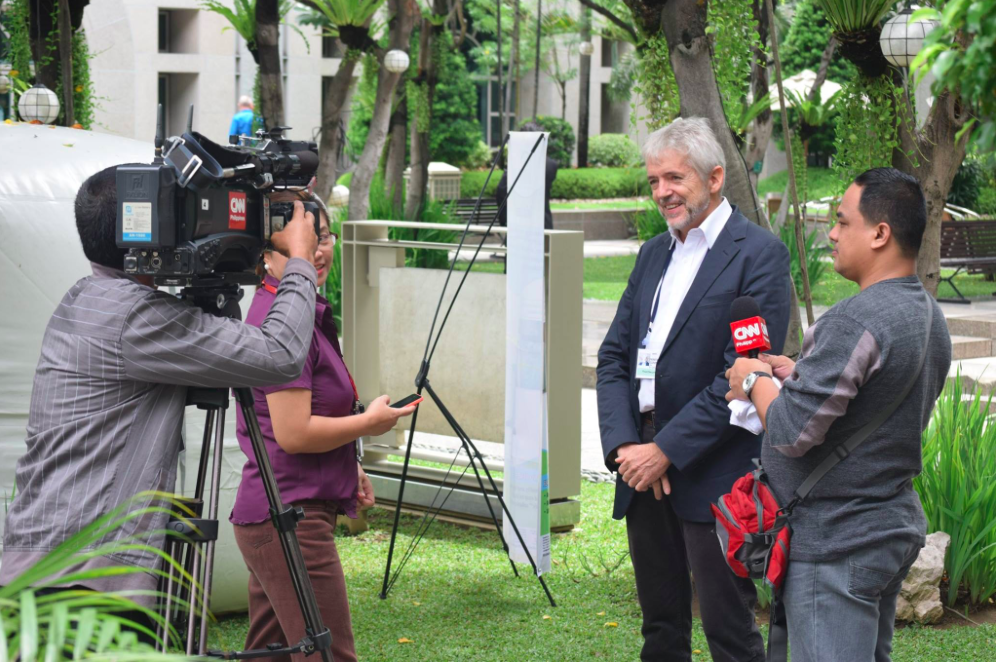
[
  {"x1": 205, "y1": 480, "x2": 995, "y2": 660},
  {"x1": 757, "y1": 167, "x2": 840, "y2": 202}
]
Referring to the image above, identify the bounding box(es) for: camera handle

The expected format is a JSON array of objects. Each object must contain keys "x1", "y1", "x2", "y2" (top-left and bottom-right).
[{"x1": 156, "y1": 287, "x2": 333, "y2": 661}]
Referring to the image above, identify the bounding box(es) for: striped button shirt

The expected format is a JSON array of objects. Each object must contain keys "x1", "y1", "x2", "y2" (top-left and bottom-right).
[{"x1": 0, "y1": 258, "x2": 317, "y2": 597}]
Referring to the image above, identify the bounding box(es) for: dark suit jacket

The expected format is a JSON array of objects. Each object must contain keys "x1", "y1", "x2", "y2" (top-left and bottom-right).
[{"x1": 596, "y1": 206, "x2": 792, "y2": 523}]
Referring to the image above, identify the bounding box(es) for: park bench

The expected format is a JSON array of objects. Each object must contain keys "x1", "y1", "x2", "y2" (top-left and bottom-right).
[
  {"x1": 447, "y1": 197, "x2": 502, "y2": 227},
  {"x1": 939, "y1": 219, "x2": 996, "y2": 303}
]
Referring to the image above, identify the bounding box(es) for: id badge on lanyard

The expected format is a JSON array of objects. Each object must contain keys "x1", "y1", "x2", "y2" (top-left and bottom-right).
[{"x1": 636, "y1": 277, "x2": 665, "y2": 381}]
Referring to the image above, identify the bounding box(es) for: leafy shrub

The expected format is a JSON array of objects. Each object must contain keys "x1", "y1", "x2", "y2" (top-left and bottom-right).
[
  {"x1": 915, "y1": 375, "x2": 996, "y2": 607},
  {"x1": 635, "y1": 204, "x2": 666, "y2": 242},
  {"x1": 461, "y1": 140, "x2": 495, "y2": 170},
  {"x1": 589, "y1": 134, "x2": 642, "y2": 168},
  {"x1": 461, "y1": 167, "x2": 651, "y2": 200},
  {"x1": 948, "y1": 158, "x2": 985, "y2": 210},
  {"x1": 978, "y1": 187, "x2": 996, "y2": 216},
  {"x1": 779, "y1": 222, "x2": 829, "y2": 297},
  {"x1": 530, "y1": 115, "x2": 576, "y2": 168}
]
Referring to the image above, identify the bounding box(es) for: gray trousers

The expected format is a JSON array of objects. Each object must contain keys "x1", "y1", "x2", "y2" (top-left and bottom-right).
[{"x1": 781, "y1": 537, "x2": 922, "y2": 662}]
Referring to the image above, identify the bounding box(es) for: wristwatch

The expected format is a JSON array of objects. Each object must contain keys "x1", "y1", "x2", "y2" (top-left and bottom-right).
[{"x1": 742, "y1": 371, "x2": 773, "y2": 399}]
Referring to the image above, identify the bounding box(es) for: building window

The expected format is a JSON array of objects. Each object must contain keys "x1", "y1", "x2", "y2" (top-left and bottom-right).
[
  {"x1": 601, "y1": 39, "x2": 618, "y2": 68},
  {"x1": 158, "y1": 9, "x2": 199, "y2": 54},
  {"x1": 159, "y1": 11, "x2": 170, "y2": 53},
  {"x1": 322, "y1": 36, "x2": 343, "y2": 59},
  {"x1": 478, "y1": 78, "x2": 517, "y2": 147},
  {"x1": 158, "y1": 73, "x2": 170, "y2": 130}
]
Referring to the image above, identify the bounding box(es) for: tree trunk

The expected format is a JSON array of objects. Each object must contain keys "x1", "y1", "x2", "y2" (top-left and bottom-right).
[
  {"x1": 28, "y1": 0, "x2": 59, "y2": 91},
  {"x1": 256, "y1": 0, "x2": 284, "y2": 130},
  {"x1": 577, "y1": 7, "x2": 591, "y2": 167},
  {"x1": 502, "y1": 40, "x2": 517, "y2": 135},
  {"x1": 512, "y1": 0, "x2": 520, "y2": 119},
  {"x1": 405, "y1": 0, "x2": 445, "y2": 221},
  {"x1": 58, "y1": 0, "x2": 74, "y2": 126},
  {"x1": 385, "y1": 95, "x2": 408, "y2": 214},
  {"x1": 533, "y1": 0, "x2": 541, "y2": 117},
  {"x1": 744, "y1": 0, "x2": 771, "y2": 189},
  {"x1": 894, "y1": 89, "x2": 970, "y2": 297},
  {"x1": 348, "y1": 0, "x2": 416, "y2": 221},
  {"x1": 658, "y1": 0, "x2": 765, "y2": 227},
  {"x1": 314, "y1": 54, "x2": 359, "y2": 205}
]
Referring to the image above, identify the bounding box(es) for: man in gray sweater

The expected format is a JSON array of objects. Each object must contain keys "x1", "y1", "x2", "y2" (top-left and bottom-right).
[{"x1": 725, "y1": 168, "x2": 951, "y2": 661}]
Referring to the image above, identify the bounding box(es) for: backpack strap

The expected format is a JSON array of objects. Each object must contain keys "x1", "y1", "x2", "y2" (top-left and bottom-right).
[
  {"x1": 766, "y1": 595, "x2": 788, "y2": 662},
  {"x1": 787, "y1": 290, "x2": 933, "y2": 508}
]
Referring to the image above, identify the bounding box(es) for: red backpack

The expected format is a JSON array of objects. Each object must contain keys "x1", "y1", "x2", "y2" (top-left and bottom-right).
[{"x1": 711, "y1": 464, "x2": 791, "y2": 592}]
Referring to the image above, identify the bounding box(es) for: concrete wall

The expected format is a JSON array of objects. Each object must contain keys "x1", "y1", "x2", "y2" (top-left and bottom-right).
[
  {"x1": 82, "y1": 0, "x2": 357, "y2": 147},
  {"x1": 379, "y1": 268, "x2": 506, "y2": 443}
]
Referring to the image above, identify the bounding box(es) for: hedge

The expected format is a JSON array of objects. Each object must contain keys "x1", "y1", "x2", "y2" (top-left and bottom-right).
[{"x1": 460, "y1": 167, "x2": 651, "y2": 200}]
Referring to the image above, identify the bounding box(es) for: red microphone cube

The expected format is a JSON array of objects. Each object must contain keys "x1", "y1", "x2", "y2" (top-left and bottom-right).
[{"x1": 730, "y1": 316, "x2": 771, "y2": 356}]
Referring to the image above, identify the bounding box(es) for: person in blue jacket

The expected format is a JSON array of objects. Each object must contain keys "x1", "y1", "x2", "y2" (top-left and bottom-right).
[{"x1": 230, "y1": 95, "x2": 255, "y2": 139}]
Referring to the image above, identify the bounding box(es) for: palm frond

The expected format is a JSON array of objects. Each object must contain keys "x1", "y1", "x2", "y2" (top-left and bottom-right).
[{"x1": 815, "y1": 0, "x2": 896, "y2": 33}]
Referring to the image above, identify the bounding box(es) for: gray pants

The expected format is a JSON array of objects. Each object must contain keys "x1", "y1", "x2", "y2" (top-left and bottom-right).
[{"x1": 781, "y1": 537, "x2": 921, "y2": 662}]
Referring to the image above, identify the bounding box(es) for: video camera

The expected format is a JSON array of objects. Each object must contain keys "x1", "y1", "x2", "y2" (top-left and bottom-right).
[{"x1": 115, "y1": 105, "x2": 322, "y2": 287}]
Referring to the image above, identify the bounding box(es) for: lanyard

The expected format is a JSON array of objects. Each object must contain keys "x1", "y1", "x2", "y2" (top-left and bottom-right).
[
  {"x1": 261, "y1": 279, "x2": 358, "y2": 403},
  {"x1": 641, "y1": 275, "x2": 666, "y2": 348}
]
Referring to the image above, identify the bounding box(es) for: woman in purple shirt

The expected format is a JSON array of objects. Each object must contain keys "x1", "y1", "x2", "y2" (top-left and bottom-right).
[{"x1": 232, "y1": 193, "x2": 416, "y2": 661}]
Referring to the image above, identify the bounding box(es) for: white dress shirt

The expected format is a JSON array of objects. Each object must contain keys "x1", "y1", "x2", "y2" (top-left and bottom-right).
[{"x1": 638, "y1": 198, "x2": 733, "y2": 413}]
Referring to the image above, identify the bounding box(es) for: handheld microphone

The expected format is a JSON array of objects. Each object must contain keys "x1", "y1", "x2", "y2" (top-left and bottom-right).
[{"x1": 730, "y1": 296, "x2": 771, "y2": 358}]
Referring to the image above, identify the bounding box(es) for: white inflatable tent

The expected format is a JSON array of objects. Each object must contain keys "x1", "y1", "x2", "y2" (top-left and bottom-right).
[{"x1": 0, "y1": 123, "x2": 251, "y2": 612}]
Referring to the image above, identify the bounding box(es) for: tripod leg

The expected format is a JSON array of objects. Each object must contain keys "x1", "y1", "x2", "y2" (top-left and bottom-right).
[
  {"x1": 234, "y1": 388, "x2": 334, "y2": 662},
  {"x1": 157, "y1": 539, "x2": 178, "y2": 651},
  {"x1": 380, "y1": 394, "x2": 423, "y2": 600},
  {"x1": 198, "y1": 404, "x2": 228, "y2": 654},
  {"x1": 424, "y1": 381, "x2": 556, "y2": 608}
]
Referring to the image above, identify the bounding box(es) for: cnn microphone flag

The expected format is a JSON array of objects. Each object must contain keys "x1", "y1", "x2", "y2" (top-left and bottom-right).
[{"x1": 730, "y1": 316, "x2": 771, "y2": 355}]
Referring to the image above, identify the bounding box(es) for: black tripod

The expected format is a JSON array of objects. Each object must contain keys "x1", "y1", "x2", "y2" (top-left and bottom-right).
[
  {"x1": 156, "y1": 285, "x2": 334, "y2": 660},
  {"x1": 379, "y1": 134, "x2": 555, "y2": 608}
]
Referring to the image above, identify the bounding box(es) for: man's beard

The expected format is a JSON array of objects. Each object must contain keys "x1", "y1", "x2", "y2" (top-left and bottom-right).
[{"x1": 659, "y1": 193, "x2": 710, "y2": 234}]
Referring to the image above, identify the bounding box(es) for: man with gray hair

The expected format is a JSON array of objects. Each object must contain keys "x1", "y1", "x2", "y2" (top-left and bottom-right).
[{"x1": 597, "y1": 117, "x2": 792, "y2": 661}]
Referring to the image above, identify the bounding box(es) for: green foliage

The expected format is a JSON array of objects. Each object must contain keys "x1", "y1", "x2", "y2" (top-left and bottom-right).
[
  {"x1": 306, "y1": 0, "x2": 385, "y2": 30},
  {"x1": 758, "y1": 166, "x2": 839, "y2": 202},
  {"x1": 421, "y1": 31, "x2": 484, "y2": 167},
  {"x1": 831, "y1": 75, "x2": 911, "y2": 195},
  {"x1": 461, "y1": 167, "x2": 651, "y2": 200},
  {"x1": 633, "y1": 35, "x2": 679, "y2": 131},
  {"x1": 0, "y1": 493, "x2": 204, "y2": 657},
  {"x1": 814, "y1": 0, "x2": 895, "y2": 33},
  {"x1": 1, "y1": 0, "x2": 33, "y2": 84},
  {"x1": 779, "y1": 0, "x2": 856, "y2": 83},
  {"x1": 790, "y1": 132, "x2": 808, "y2": 204},
  {"x1": 728, "y1": 93, "x2": 774, "y2": 137},
  {"x1": 462, "y1": 141, "x2": 494, "y2": 170},
  {"x1": 911, "y1": 2, "x2": 996, "y2": 154},
  {"x1": 347, "y1": 32, "x2": 482, "y2": 168},
  {"x1": 707, "y1": 0, "x2": 762, "y2": 135},
  {"x1": 635, "y1": 205, "x2": 666, "y2": 242},
  {"x1": 528, "y1": 115, "x2": 575, "y2": 168},
  {"x1": 323, "y1": 209, "x2": 344, "y2": 329},
  {"x1": 606, "y1": 49, "x2": 638, "y2": 104},
  {"x1": 948, "y1": 158, "x2": 985, "y2": 211},
  {"x1": 201, "y1": 0, "x2": 302, "y2": 51},
  {"x1": 70, "y1": 30, "x2": 95, "y2": 129},
  {"x1": 346, "y1": 53, "x2": 378, "y2": 159},
  {"x1": 779, "y1": 221, "x2": 829, "y2": 297},
  {"x1": 588, "y1": 134, "x2": 642, "y2": 168},
  {"x1": 979, "y1": 187, "x2": 996, "y2": 216},
  {"x1": 464, "y1": 0, "x2": 543, "y2": 79},
  {"x1": 915, "y1": 375, "x2": 996, "y2": 607}
]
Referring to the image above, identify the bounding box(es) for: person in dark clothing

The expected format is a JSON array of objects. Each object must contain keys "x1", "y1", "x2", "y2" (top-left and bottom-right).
[{"x1": 495, "y1": 121, "x2": 559, "y2": 230}]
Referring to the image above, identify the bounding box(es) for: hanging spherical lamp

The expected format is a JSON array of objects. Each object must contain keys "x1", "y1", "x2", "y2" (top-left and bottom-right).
[
  {"x1": 384, "y1": 49, "x2": 410, "y2": 74},
  {"x1": 18, "y1": 83, "x2": 61, "y2": 124},
  {"x1": 0, "y1": 73, "x2": 11, "y2": 95},
  {"x1": 578, "y1": 41, "x2": 595, "y2": 57},
  {"x1": 879, "y1": 8, "x2": 940, "y2": 68}
]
